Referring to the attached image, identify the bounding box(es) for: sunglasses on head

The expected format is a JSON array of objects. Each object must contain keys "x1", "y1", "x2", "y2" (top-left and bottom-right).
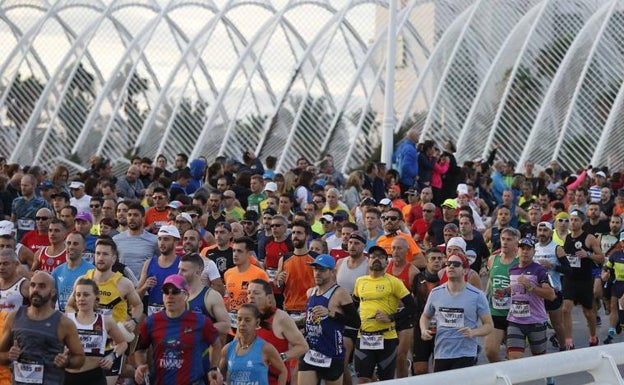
[{"x1": 445, "y1": 260, "x2": 463, "y2": 268}]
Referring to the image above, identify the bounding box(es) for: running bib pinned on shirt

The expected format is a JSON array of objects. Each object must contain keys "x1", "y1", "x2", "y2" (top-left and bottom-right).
[
  {"x1": 510, "y1": 300, "x2": 531, "y2": 318},
  {"x1": 492, "y1": 295, "x2": 511, "y2": 310},
  {"x1": 17, "y1": 218, "x2": 35, "y2": 232},
  {"x1": 567, "y1": 255, "x2": 580, "y2": 268},
  {"x1": 359, "y1": 333, "x2": 384, "y2": 350},
  {"x1": 266, "y1": 268, "x2": 277, "y2": 281},
  {"x1": 303, "y1": 349, "x2": 332, "y2": 367},
  {"x1": 14, "y1": 360, "x2": 44, "y2": 384},
  {"x1": 229, "y1": 311, "x2": 238, "y2": 328},
  {"x1": 438, "y1": 307, "x2": 465, "y2": 328},
  {"x1": 148, "y1": 304, "x2": 164, "y2": 315}
]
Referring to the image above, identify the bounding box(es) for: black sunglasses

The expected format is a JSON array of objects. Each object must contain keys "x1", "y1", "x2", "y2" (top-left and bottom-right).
[
  {"x1": 445, "y1": 261, "x2": 463, "y2": 268},
  {"x1": 162, "y1": 288, "x2": 182, "y2": 295}
]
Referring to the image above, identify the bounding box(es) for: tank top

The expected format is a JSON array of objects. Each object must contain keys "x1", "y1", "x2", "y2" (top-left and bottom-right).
[
  {"x1": 412, "y1": 270, "x2": 440, "y2": 315},
  {"x1": 0, "y1": 277, "x2": 26, "y2": 312},
  {"x1": 336, "y1": 257, "x2": 368, "y2": 295},
  {"x1": 146, "y1": 256, "x2": 181, "y2": 315},
  {"x1": 86, "y1": 269, "x2": 128, "y2": 322},
  {"x1": 256, "y1": 309, "x2": 290, "y2": 385},
  {"x1": 490, "y1": 227, "x2": 501, "y2": 251},
  {"x1": 187, "y1": 286, "x2": 216, "y2": 322},
  {"x1": 227, "y1": 337, "x2": 269, "y2": 385},
  {"x1": 534, "y1": 241, "x2": 562, "y2": 291},
  {"x1": 12, "y1": 307, "x2": 64, "y2": 385},
  {"x1": 66, "y1": 313, "x2": 107, "y2": 356},
  {"x1": 37, "y1": 247, "x2": 67, "y2": 273},
  {"x1": 304, "y1": 285, "x2": 344, "y2": 360},
  {"x1": 552, "y1": 230, "x2": 567, "y2": 246},
  {"x1": 386, "y1": 260, "x2": 411, "y2": 291},
  {"x1": 488, "y1": 254, "x2": 518, "y2": 317},
  {"x1": 563, "y1": 231, "x2": 593, "y2": 281}
]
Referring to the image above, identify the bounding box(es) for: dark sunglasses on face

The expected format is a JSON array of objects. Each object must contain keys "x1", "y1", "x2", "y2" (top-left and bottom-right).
[
  {"x1": 446, "y1": 260, "x2": 463, "y2": 268},
  {"x1": 557, "y1": 219, "x2": 569, "y2": 223},
  {"x1": 35, "y1": 217, "x2": 50, "y2": 221},
  {"x1": 162, "y1": 288, "x2": 182, "y2": 295},
  {"x1": 381, "y1": 216, "x2": 399, "y2": 221}
]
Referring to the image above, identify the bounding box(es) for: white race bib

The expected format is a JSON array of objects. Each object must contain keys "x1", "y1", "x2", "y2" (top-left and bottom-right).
[
  {"x1": 492, "y1": 295, "x2": 511, "y2": 310},
  {"x1": 359, "y1": 333, "x2": 384, "y2": 350},
  {"x1": 17, "y1": 218, "x2": 35, "y2": 232},
  {"x1": 14, "y1": 360, "x2": 44, "y2": 384},
  {"x1": 266, "y1": 268, "x2": 277, "y2": 281},
  {"x1": 303, "y1": 349, "x2": 332, "y2": 368},
  {"x1": 148, "y1": 304, "x2": 164, "y2": 316},
  {"x1": 229, "y1": 311, "x2": 238, "y2": 328},
  {"x1": 439, "y1": 307, "x2": 465, "y2": 328},
  {"x1": 510, "y1": 300, "x2": 531, "y2": 318},
  {"x1": 567, "y1": 255, "x2": 580, "y2": 268}
]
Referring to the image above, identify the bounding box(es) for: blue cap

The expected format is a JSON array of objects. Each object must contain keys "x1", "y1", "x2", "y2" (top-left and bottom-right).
[
  {"x1": 518, "y1": 237, "x2": 535, "y2": 248},
  {"x1": 314, "y1": 179, "x2": 327, "y2": 187},
  {"x1": 308, "y1": 254, "x2": 335, "y2": 269}
]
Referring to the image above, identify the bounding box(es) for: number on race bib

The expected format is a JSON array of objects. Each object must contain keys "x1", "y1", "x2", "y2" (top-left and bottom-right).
[
  {"x1": 359, "y1": 333, "x2": 384, "y2": 350},
  {"x1": 303, "y1": 350, "x2": 332, "y2": 367}
]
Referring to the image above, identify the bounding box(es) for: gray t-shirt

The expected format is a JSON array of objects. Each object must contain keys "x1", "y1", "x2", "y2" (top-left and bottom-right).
[{"x1": 113, "y1": 230, "x2": 158, "y2": 278}]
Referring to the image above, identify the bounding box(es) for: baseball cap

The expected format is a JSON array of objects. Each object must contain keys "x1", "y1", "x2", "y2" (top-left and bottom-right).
[
  {"x1": 38, "y1": 181, "x2": 53, "y2": 190},
  {"x1": 176, "y1": 213, "x2": 193, "y2": 224},
  {"x1": 446, "y1": 237, "x2": 466, "y2": 253},
  {"x1": 69, "y1": 181, "x2": 85, "y2": 189},
  {"x1": 389, "y1": 185, "x2": 401, "y2": 194},
  {"x1": 162, "y1": 274, "x2": 190, "y2": 291},
  {"x1": 537, "y1": 221, "x2": 553, "y2": 230},
  {"x1": 406, "y1": 188, "x2": 418, "y2": 195},
  {"x1": 75, "y1": 212, "x2": 93, "y2": 223},
  {"x1": 167, "y1": 200, "x2": 183, "y2": 209},
  {"x1": 456, "y1": 183, "x2": 469, "y2": 196},
  {"x1": 518, "y1": 237, "x2": 535, "y2": 248},
  {"x1": 263, "y1": 208, "x2": 277, "y2": 216},
  {"x1": 368, "y1": 245, "x2": 388, "y2": 258},
  {"x1": 51, "y1": 191, "x2": 71, "y2": 201},
  {"x1": 441, "y1": 199, "x2": 458, "y2": 209},
  {"x1": 308, "y1": 254, "x2": 336, "y2": 269},
  {"x1": 555, "y1": 212, "x2": 570, "y2": 221},
  {"x1": 349, "y1": 231, "x2": 366, "y2": 244},
  {"x1": 158, "y1": 225, "x2": 180, "y2": 239},
  {"x1": 360, "y1": 197, "x2": 376, "y2": 206},
  {"x1": 320, "y1": 213, "x2": 334, "y2": 223},
  {"x1": 0, "y1": 221, "x2": 14, "y2": 237},
  {"x1": 314, "y1": 179, "x2": 327, "y2": 187},
  {"x1": 569, "y1": 210, "x2": 585, "y2": 220},
  {"x1": 379, "y1": 198, "x2": 392, "y2": 206},
  {"x1": 333, "y1": 210, "x2": 349, "y2": 222},
  {"x1": 264, "y1": 182, "x2": 277, "y2": 192},
  {"x1": 596, "y1": 171, "x2": 606, "y2": 178}
]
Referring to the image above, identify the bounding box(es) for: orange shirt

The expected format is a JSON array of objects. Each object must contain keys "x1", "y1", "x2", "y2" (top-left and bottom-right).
[
  {"x1": 376, "y1": 232, "x2": 421, "y2": 263},
  {"x1": 223, "y1": 264, "x2": 269, "y2": 312},
  {"x1": 282, "y1": 253, "x2": 316, "y2": 312},
  {"x1": 144, "y1": 207, "x2": 170, "y2": 230},
  {"x1": 0, "y1": 311, "x2": 9, "y2": 384}
]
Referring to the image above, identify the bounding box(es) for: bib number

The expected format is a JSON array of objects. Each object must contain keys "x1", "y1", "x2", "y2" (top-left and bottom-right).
[
  {"x1": 359, "y1": 333, "x2": 384, "y2": 350},
  {"x1": 438, "y1": 307, "x2": 465, "y2": 328},
  {"x1": 229, "y1": 311, "x2": 238, "y2": 328},
  {"x1": 492, "y1": 295, "x2": 510, "y2": 310},
  {"x1": 148, "y1": 304, "x2": 164, "y2": 315},
  {"x1": 303, "y1": 350, "x2": 332, "y2": 368},
  {"x1": 567, "y1": 255, "x2": 580, "y2": 268},
  {"x1": 14, "y1": 360, "x2": 44, "y2": 384},
  {"x1": 510, "y1": 300, "x2": 531, "y2": 318},
  {"x1": 17, "y1": 218, "x2": 35, "y2": 232},
  {"x1": 266, "y1": 268, "x2": 277, "y2": 281}
]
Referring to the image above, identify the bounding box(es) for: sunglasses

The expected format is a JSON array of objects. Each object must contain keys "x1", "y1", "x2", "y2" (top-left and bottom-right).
[
  {"x1": 446, "y1": 260, "x2": 463, "y2": 268},
  {"x1": 162, "y1": 288, "x2": 183, "y2": 295},
  {"x1": 381, "y1": 216, "x2": 399, "y2": 221},
  {"x1": 270, "y1": 224, "x2": 284, "y2": 228},
  {"x1": 35, "y1": 216, "x2": 50, "y2": 221},
  {"x1": 557, "y1": 219, "x2": 569, "y2": 223}
]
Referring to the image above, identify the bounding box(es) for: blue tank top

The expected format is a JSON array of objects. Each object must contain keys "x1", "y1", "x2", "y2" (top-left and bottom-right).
[
  {"x1": 187, "y1": 286, "x2": 216, "y2": 322},
  {"x1": 146, "y1": 256, "x2": 181, "y2": 314},
  {"x1": 227, "y1": 337, "x2": 268, "y2": 385},
  {"x1": 304, "y1": 284, "x2": 344, "y2": 359}
]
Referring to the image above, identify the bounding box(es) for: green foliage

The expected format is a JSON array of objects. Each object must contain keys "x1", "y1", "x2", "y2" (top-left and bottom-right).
[{"x1": 5, "y1": 73, "x2": 45, "y2": 130}]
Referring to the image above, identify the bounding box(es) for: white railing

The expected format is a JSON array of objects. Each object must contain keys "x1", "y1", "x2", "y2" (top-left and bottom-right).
[{"x1": 378, "y1": 344, "x2": 624, "y2": 385}]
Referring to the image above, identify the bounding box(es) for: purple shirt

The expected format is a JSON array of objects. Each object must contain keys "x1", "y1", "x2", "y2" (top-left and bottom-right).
[{"x1": 507, "y1": 262, "x2": 549, "y2": 324}]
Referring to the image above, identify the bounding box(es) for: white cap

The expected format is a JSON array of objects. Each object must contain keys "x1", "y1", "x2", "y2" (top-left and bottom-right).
[
  {"x1": 69, "y1": 181, "x2": 85, "y2": 189},
  {"x1": 157, "y1": 225, "x2": 180, "y2": 239},
  {"x1": 264, "y1": 182, "x2": 277, "y2": 192},
  {"x1": 176, "y1": 213, "x2": 193, "y2": 224},
  {"x1": 446, "y1": 237, "x2": 467, "y2": 253},
  {"x1": 0, "y1": 221, "x2": 14, "y2": 237},
  {"x1": 596, "y1": 171, "x2": 606, "y2": 178},
  {"x1": 456, "y1": 183, "x2": 469, "y2": 196},
  {"x1": 379, "y1": 198, "x2": 392, "y2": 206}
]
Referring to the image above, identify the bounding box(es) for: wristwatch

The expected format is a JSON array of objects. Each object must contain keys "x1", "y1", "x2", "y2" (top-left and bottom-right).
[{"x1": 280, "y1": 352, "x2": 288, "y2": 361}]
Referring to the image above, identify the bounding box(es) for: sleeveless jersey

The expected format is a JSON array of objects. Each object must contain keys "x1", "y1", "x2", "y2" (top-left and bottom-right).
[
  {"x1": 257, "y1": 309, "x2": 290, "y2": 385},
  {"x1": 37, "y1": 247, "x2": 67, "y2": 273},
  {"x1": 12, "y1": 307, "x2": 64, "y2": 385},
  {"x1": 0, "y1": 277, "x2": 26, "y2": 312},
  {"x1": 227, "y1": 337, "x2": 269, "y2": 385},
  {"x1": 563, "y1": 232, "x2": 593, "y2": 281},
  {"x1": 304, "y1": 285, "x2": 344, "y2": 360},
  {"x1": 412, "y1": 270, "x2": 440, "y2": 316},
  {"x1": 86, "y1": 269, "x2": 128, "y2": 322},
  {"x1": 336, "y1": 257, "x2": 368, "y2": 295},
  {"x1": 146, "y1": 256, "x2": 181, "y2": 315},
  {"x1": 488, "y1": 254, "x2": 518, "y2": 317},
  {"x1": 187, "y1": 286, "x2": 216, "y2": 322},
  {"x1": 490, "y1": 227, "x2": 502, "y2": 251},
  {"x1": 66, "y1": 313, "x2": 107, "y2": 356},
  {"x1": 552, "y1": 230, "x2": 568, "y2": 246},
  {"x1": 386, "y1": 260, "x2": 412, "y2": 291},
  {"x1": 534, "y1": 241, "x2": 562, "y2": 291}
]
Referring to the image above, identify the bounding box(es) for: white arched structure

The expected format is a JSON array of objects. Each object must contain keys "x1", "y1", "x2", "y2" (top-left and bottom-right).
[{"x1": 1, "y1": 0, "x2": 624, "y2": 174}]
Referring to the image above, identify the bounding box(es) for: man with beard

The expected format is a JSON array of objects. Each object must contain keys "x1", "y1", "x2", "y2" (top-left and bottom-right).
[
  {"x1": 51, "y1": 231, "x2": 94, "y2": 311},
  {"x1": 352, "y1": 246, "x2": 416, "y2": 382},
  {"x1": 276, "y1": 221, "x2": 316, "y2": 325},
  {"x1": 137, "y1": 225, "x2": 182, "y2": 316},
  {"x1": 183, "y1": 228, "x2": 223, "y2": 294},
  {"x1": 247, "y1": 279, "x2": 308, "y2": 385},
  {"x1": 115, "y1": 200, "x2": 130, "y2": 233},
  {"x1": 484, "y1": 205, "x2": 513, "y2": 252},
  {"x1": 113, "y1": 202, "x2": 159, "y2": 279},
  {"x1": 203, "y1": 221, "x2": 234, "y2": 280},
  {"x1": 376, "y1": 207, "x2": 425, "y2": 268},
  {"x1": 67, "y1": 237, "x2": 143, "y2": 384},
  {"x1": 0, "y1": 271, "x2": 85, "y2": 385}
]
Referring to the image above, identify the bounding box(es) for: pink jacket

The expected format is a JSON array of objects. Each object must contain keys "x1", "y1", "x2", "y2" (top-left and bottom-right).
[{"x1": 430, "y1": 160, "x2": 450, "y2": 189}]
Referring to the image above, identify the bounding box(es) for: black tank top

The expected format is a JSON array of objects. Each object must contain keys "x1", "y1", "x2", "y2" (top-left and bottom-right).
[{"x1": 563, "y1": 231, "x2": 593, "y2": 281}]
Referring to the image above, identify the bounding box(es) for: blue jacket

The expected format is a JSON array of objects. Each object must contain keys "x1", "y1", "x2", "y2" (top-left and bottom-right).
[{"x1": 393, "y1": 138, "x2": 419, "y2": 186}]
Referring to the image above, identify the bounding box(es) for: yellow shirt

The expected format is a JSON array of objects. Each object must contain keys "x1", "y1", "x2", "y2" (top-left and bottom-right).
[
  {"x1": 353, "y1": 274, "x2": 410, "y2": 339},
  {"x1": 86, "y1": 269, "x2": 128, "y2": 322}
]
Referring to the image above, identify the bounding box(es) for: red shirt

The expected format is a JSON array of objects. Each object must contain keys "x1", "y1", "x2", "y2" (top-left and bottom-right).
[{"x1": 21, "y1": 230, "x2": 50, "y2": 254}]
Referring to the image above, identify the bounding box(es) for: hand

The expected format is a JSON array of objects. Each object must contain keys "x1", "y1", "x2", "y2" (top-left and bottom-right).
[
  {"x1": 208, "y1": 369, "x2": 224, "y2": 385},
  {"x1": 143, "y1": 276, "x2": 157, "y2": 290},
  {"x1": 517, "y1": 274, "x2": 531, "y2": 290},
  {"x1": 537, "y1": 259, "x2": 551, "y2": 269},
  {"x1": 374, "y1": 310, "x2": 391, "y2": 323},
  {"x1": 99, "y1": 354, "x2": 114, "y2": 370},
  {"x1": 277, "y1": 271, "x2": 288, "y2": 283},
  {"x1": 8, "y1": 339, "x2": 21, "y2": 361},
  {"x1": 458, "y1": 327, "x2": 473, "y2": 338},
  {"x1": 53, "y1": 348, "x2": 70, "y2": 368},
  {"x1": 421, "y1": 329, "x2": 434, "y2": 341},
  {"x1": 135, "y1": 364, "x2": 149, "y2": 384},
  {"x1": 123, "y1": 319, "x2": 137, "y2": 333},
  {"x1": 493, "y1": 288, "x2": 508, "y2": 299},
  {"x1": 311, "y1": 305, "x2": 330, "y2": 318},
  {"x1": 574, "y1": 250, "x2": 587, "y2": 259}
]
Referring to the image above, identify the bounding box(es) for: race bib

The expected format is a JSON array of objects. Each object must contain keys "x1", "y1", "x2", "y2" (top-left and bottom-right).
[
  {"x1": 148, "y1": 304, "x2": 164, "y2": 315},
  {"x1": 492, "y1": 295, "x2": 511, "y2": 310},
  {"x1": 359, "y1": 333, "x2": 384, "y2": 350},
  {"x1": 17, "y1": 218, "x2": 35, "y2": 232},
  {"x1": 266, "y1": 268, "x2": 277, "y2": 281},
  {"x1": 14, "y1": 360, "x2": 44, "y2": 384},
  {"x1": 303, "y1": 349, "x2": 332, "y2": 368},
  {"x1": 438, "y1": 307, "x2": 465, "y2": 328},
  {"x1": 510, "y1": 300, "x2": 531, "y2": 318},
  {"x1": 229, "y1": 311, "x2": 238, "y2": 328},
  {"x1": 567, "y1": 255, "x2": 580, "y2": 268}
]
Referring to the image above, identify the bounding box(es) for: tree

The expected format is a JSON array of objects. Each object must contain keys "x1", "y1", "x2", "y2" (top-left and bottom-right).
[
  {"x1": 59, "y1": 63, "x2": 95, "y2": 138},
  {"x1": 123, "y1": 71, "x2": 150, "y2": 150},
  {"x1": 5, "y1": 74, "x2": 45, "y2": 131}
]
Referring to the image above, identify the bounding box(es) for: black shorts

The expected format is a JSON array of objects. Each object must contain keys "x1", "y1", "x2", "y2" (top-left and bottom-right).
[
  {"x1": 412, "y1": 323, "x2": 434, "y2": 362},
  {"x1": 433, "y1": 356, "x2": 476, "y2": 372},
  {"x1": 343, "y1": 326, "x2": 358, "y2": 340},
  {"x1": 64, "y1": 367, "x2": 107, "y2": 385},
  {"x1": 545, "y1": 291, "x2": 563, "y2": 312},
  {"x1": 395, "y1": 313, "x2": 413, "y2": 332},
  {"x1": 492, "y1": 315, "x2": 508, "y2": 331},
  {"x1": 562, "y1": 279, "x2": 593, "y2": 309},
  {"x1": 354, "y1": 337, "x2": 398, "y2": 380},
  {"x1": 611, "y1": 282, "x2": 624, "y2": 299},
  {"x1": 103, "y1": 351, "x2": 123, "y2": 377},
  {"x1": 298, "y1": 356, "x2": 344, "y2": 382}
]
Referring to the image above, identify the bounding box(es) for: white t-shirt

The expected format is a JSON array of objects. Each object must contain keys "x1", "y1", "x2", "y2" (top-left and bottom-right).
[{"x1": 70, "y1": 194, "x2": 92, "y2": 214}]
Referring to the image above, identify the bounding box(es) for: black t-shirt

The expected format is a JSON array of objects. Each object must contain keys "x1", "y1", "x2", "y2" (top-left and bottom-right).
[
  {"x1": 427, "y1": 219, "x2": 459, "y2": 246},
  {"x1": 205, "y1": 211, "x2": 227, "y2": 234},
  {"x1": 582, "y1": 220, "x2": 610, "y2": 238},
  {"x1": 206, "y1": 247, "x2": 233, "y2": 277},
  {"x1": 465, "y1": 231, "x2": 490, "y2": 272}
]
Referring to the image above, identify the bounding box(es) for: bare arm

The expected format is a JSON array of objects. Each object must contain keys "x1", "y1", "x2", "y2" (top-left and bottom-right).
[
  {"x1": 0, "y1": 311, "x2": 16, "y2": 364},
  {"x1": 263, "y1": 343, "x2": 287, "y2": 385},
  {"x1": 135, "y1": 259, "x2": 152, "y2": 297},
  {"x1": 58, "y1": 316, "x2": 86, "y2": 369},
  {"x1": 206, "y1": 290, "x2": 230, "y2": 335},
  {"x1": 276, "y1": 311, "x2": 308, "y2": 361}
]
